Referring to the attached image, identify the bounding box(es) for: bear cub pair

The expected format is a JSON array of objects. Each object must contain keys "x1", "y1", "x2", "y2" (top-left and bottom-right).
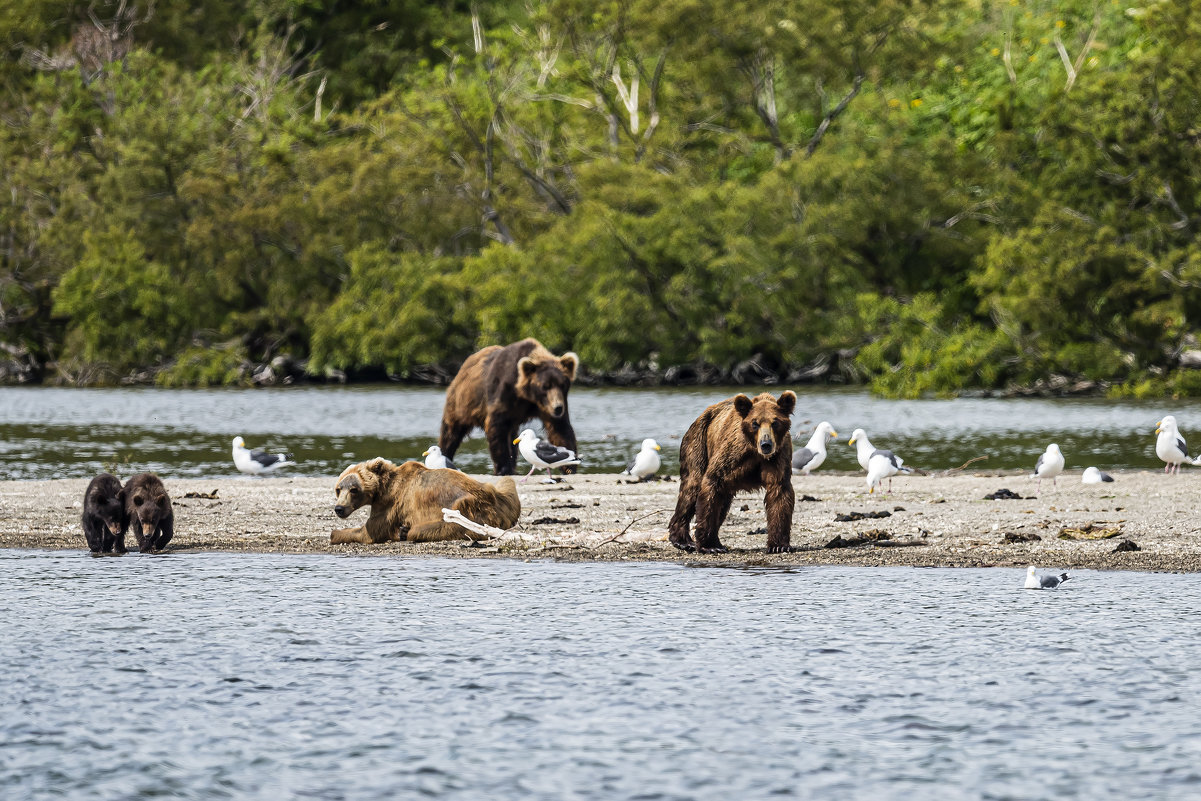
[{"x1": 81, "y1": 472, "x2": 174, "y2": 554}]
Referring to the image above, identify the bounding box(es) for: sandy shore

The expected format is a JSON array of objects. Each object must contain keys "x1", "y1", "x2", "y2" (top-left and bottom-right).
[{"x1": 2, "y1": 470, "x2": 1200, "y2": 570}]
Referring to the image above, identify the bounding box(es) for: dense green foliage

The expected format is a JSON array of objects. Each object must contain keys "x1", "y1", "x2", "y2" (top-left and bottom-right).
[{"x1": 3, "y1": 0, "x2": 1201, "y2": 395}]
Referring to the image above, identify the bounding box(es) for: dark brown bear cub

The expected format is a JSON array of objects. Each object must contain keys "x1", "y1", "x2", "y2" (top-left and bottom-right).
[
  {"x1": 124, "y1": 473, "x2": 174, "y2": 553},
  {"x1": 668, "y1": 391, "x2": 797, "y2": 554},
  {"x1": 438, "y1": 338, "x2": 580, "y2": 475},
  {"x1": 82, "y1": 473, "x2": 129, "y2": 554}
]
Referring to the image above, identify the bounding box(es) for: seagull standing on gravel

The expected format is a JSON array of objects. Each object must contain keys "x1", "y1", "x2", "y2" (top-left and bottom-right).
[
  {"x1": 1081, "y1": 466, "x2": 1114, "y2": 484},
  {"x1": 422, "y1": 445, "x2": 458, "y2": 471},
  {"x1": 1155, "y1": 416, "x2": 1198, "y2": 474},
  {"x1": 621, "y1": 438, "x2": 662, "y2": 481},
  {"x1": 792, "y1": 422, "x2": 837, "y2": 475},
  {"x1": 1031, "y1": 443, "x2": 1065, "y2": 492},
  {"x1": 514, "y1": 429, "x2": 581, "y2": 483},
  {"x1": 1025, "y1": 565, "x2": 1071, "y2": 590},
  {"x1": 232, "y1": 436, "x2": 296, "y2": 476}
]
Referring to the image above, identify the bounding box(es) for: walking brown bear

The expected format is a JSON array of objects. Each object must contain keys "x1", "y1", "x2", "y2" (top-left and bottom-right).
[
  {"x1": 124, "y1": 473, "x2": 174, "y2": 553},
  {"x1": 82, "y1": 473, "x2": 129, "y2": 553},
  {"x1": 438, "y1": 338, "x2": 580, "y2": 475},
  {"x1": 668, "y1": 391, "x2": 797, "y2": 553}
]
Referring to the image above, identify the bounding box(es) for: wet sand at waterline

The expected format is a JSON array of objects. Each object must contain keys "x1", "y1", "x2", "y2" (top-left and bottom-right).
[{"x1": 3, "y1": 471, "x2": 1200, "y2": 570}]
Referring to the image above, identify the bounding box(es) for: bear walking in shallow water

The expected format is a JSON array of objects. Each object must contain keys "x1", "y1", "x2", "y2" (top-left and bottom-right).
[
  {"x1": 82, "y1": 473, "x2": 129, "y2": 554},
  {"x1": 438, "y1": 338, "x2": 580, "y2": 475},
  {"x1": 124, "y1": 473, "x2": 174, "y2": 553},
  {"x1": 668, "y1": 391, "x2": 798, "y2": 554}
]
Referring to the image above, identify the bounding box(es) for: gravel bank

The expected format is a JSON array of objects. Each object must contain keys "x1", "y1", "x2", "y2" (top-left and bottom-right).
[{"x1": 2, "y1": 471, "x2": 1199, "y2": 571}]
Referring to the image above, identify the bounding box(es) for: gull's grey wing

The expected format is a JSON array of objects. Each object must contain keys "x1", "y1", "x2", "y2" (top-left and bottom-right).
[
  {"x1": 251, "y1": 450, "x2": 286, "y2": 467},
  {"x1": 534, "y1": 439, "x2": 573, "y2": 463},
  {"x1": 1177, "y1": 437, "x2": 1189, "y2": 458},
  {"x1": 871, "y1": 449, "x2": 900, "y2": 469},
  {"x1": 621, "y1": 458, "x2": 637, "y2": 475},
  {"x1": 1039, "y1": 574, "x2": 1062, "y2": 588},
  {"x1": 1034, "y1": 453, "x2": 1045, "y2": 474},
  {"x1": 1099, "y1": 470, "x2": 1114, "y2": 482},
  {"x1": 792, "y1": 447, "x2": 815, "y2": 471},
  {"x1": 445, "y1": 457, "x2": 458, "y2": 471}
]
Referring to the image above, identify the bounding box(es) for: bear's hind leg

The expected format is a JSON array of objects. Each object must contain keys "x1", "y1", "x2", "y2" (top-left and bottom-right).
[
  {"x1": 439, "y1": 419, "x2": 472, "y2": 459},
  {"x1": 667, "y1": 482, "x2": 698, "y2": 552},
  {"x1": 484, "y1": 415, "x2": 518, "y2": 475},
  {"x1": 692, "y1": 479, "x2": 732, "y2": 553}
]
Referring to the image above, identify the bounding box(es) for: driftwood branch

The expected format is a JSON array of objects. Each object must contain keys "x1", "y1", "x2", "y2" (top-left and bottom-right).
[{"x1": 591, "y1": 508, "x2": 673, "y2": 549}]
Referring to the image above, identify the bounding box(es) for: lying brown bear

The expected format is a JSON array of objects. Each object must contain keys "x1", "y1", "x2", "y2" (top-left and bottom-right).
[
  {"x1": 331, "y1": 458, "x2": 522, "y2": 544},
  {"x1": 668, "y1": 391, "x2": 797, "y2": 554},
  {"x1": 438, "y1": 338, "x2": 579, "y2": 475},
  {"x1": 124, "y1": 472, "x2": 174, "y2": 553}
]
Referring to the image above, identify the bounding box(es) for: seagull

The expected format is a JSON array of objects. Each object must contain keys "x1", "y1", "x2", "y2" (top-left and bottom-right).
[
  {"x1": 514, "y1": 429, "x2": 581, "y2": 483},
  {"x1": 1031, "y1": 443, "x2": 1065, "y2": 492},
  {"x1": 422, "y1": 445, "x2": 458, "y2": 471},
  {"x1": 1081, "y1": 466, "x2": 1114, "y2": 484},
  {"x1": 849, "y1": 428, "x2": 910, "y2": 492},
  {"x1": 866, "y1": 450, "x2": 909, "y2": 494},
  {"x1": 792, "y1": 422, "x2": 837, "y2": 475},
  {"x1": 1155, "y1": 416, "x2": 1198, "y2": 474},
  {"x1": 621, "y1": 438, "x2": 661, "y2": 481},
  {"x1": 1025, "y1": 565, "x2": 1071, "y2": 590},
  {"x1": 231, "y1": 436, "x2": 295, "y2": 475}
]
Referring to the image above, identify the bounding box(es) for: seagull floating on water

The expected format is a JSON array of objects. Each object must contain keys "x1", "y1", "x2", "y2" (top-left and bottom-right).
[
  {"x1": 1031, "y1": 443, "x2": 1065, "y2": 492},
  {"x1": 514, "y1": 429, "x2": 581, "y2": 483},
  {"x1": 1025, "y1": 565, "x2": 1071, "y2": 590},
  {"x1": 1154, "y1": 416, "x2": 1200, "y2": 474},
  {"x1": 849, "y1": 428, "x2": 910, "y2": 493},
  {"x1": 422, "y1": 445, "x2": 458, "y2": 471},
  {"x1": 621, "y1": 438, "x2": 661, "y2": 481},
  {"x1": 1081, "y1": 466, "x2": 1114, "y2": 484},
  {"x1": 792, "y1": 421, "x2": 837, "y2": 475},
  {"x1": 232, "y1": 436, "x2": 296, "y2": 476}
]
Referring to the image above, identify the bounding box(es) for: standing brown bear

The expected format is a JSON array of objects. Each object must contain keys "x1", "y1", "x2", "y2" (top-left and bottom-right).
[
  {"x1": 668, "y1": 391, "x2": 797, "y2": 554},
  {"x1": 124, "y1": 472, "x2": 174, "y2": 553},
  {"x1": 439, "y1": 338, "x2": 580, "y2": 475}
]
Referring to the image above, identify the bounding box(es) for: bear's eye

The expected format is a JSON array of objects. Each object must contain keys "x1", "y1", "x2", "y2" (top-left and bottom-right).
[
  {"x1": 750, "y1": 422, "x2": 760, "y2": 430},
  {"x1": 133, "y1": 496, "x2": 143, "y2": 506},
  {"x1": 349, "y1": 487, "x2": 359, "y2": 494}
]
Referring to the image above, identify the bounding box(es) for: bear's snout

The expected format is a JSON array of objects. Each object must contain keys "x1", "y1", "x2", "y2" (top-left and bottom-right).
[
  {"x1": 334, "y1": 504, "x2": 350, "y2": 518},
  {"x1": 759, "y1": 436, "x2": 775, "y2": 455},
  {"x1": 552, "y1": 403, "x2": 564, "y2": 417},
  {"x1": 106, "y1": 520, "x2": 123, "y2": 534}
]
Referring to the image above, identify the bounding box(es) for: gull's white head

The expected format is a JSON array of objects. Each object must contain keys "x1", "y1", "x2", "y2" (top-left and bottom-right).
[
  {"x1": 641, "y1": 438, "x2": 661, "y2": 452},
  {"x1": 1027, "y1": 565, "x2": 1037, "y2": 576},
  {"x1": 848, "y1": 427, "x2": 867, "y2": 446},
  {"x1": 816, "y1": 421, "x2": 838, "y2": 440},
  {"x1": 1047, "y1": 443, "x2": 1062, "y2": 455},
  {"x1": 513, "y1": 429, "x2": 537, "y2": 445},
  {"x1": 1157, "y1": 415, "x2": 1177, "y2": 435},
  {"x1": 232, "y1": 436, "x2": 245, "y2": 449},
  {"x1": 423, "y1": 445, "x2": 441, "y2": 457}
]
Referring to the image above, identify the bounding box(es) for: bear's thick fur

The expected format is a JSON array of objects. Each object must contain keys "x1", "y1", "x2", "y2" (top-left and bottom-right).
[
  {"x1": 668, "y1": 391, "x2": 797, "y2": 554},
  {"x1": 439, "y1": 338, "x2": 580, "y2": 475},
  {"x1": 330, "y1": 458, "x2": 522, "y2": 544},
  {"x1": 82, "y1": 473, "x2": 128, "y2": 554},
  {"x1": 124, "y1": 472, "x2": 174, "y2": 553}
]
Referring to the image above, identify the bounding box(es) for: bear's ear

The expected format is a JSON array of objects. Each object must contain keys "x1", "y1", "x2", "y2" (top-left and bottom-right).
[
  {"x1": 559, "y1": 352, "x2": 579, "y2": 381},
  {"x1": 116, "y1": 488, "x2": 125, "y2": 504},
  {"x1": 366, "y1": 458, "x2": 390, "y2": 476},
  {"x1": 517, "y1": 357, "x2": 539, "y2": 379},
  {"x1": 776, "y1": 390, "x2": 796, "y2": 417},
  {"x1": 733, "y1": 394, "x2": 753, "y2": 418}
]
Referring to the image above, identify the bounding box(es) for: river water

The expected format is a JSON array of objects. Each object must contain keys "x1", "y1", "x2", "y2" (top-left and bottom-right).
[
  {"x1": 0, "y1": 385, "x2": 1196, "y2": 480},
  {"x1": 3, "y1": 551, "x2": 1200, "y2": 800}
]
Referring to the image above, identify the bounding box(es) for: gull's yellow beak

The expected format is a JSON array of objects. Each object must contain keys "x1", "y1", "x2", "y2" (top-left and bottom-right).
[
  {"x1": 868, "y1": 485, "x2": 874, "y2": 494},
  {"x1": 848, "y1": 436, "x2": 857, "y2": 445},
  {"x1": 422, "y1": 449, "x2": 430, "y2": 456},
  {"x1": 831, "y1": 431, "x2": 839, "y2": 439},
  {"x1": 512, "y1": 437, "x2": 521, "y2": 445},
  {"x1": 654, "y1": 444, "x2": 661, "y2": 451}
]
